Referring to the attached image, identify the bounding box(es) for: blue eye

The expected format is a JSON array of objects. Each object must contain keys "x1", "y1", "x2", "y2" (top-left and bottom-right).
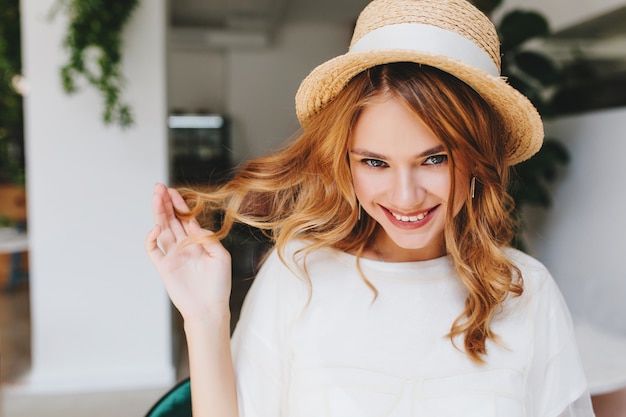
[
  {"x1": 362, "y1": 158, "x2": 388, "y2": 168},
  {"x1": 424, "y1": 154, "x2": 448, "y2": 165}
]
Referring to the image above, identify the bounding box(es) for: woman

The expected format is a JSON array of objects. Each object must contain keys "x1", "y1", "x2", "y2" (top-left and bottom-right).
[{"x1": 146, "y1": 0, "x2": 595, "y2": 415}]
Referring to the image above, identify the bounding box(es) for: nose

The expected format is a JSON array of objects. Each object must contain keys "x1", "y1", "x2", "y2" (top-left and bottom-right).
[{"x1": 390, "y1": 167, "x2": 426, "y2": 209}]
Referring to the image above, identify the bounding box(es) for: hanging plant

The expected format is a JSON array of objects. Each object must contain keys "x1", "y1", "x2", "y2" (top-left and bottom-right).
[
  {"x1": 0, "y1": 0, "x2": 26, "y2": 186},
  {"x1": 54, "y1": 0, "x2": 140, "y2": 128}
]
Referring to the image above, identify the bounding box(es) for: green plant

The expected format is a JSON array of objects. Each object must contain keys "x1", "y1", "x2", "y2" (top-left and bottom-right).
[
  {"x1": 0, "y1": 0, "x2": 25, "y2": 186},
  {"x1": 53, "y1": 0, "x2": 140, "y2": 128},
  {"x1": 0, "y1": 215, "x2": 13, "y2": 228},
  {"x1": 472, "y1": 0, "x2": 570, "y2": 251}
]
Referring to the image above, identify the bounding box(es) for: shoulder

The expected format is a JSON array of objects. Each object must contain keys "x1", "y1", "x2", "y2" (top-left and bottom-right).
[
  {"x1": 503, "y1": 247, "x2": 553, "y2": 292},
  {"x1": 502, "y1": 251, "x2": 590, "y2": 414},
  {"x1": 500, "y1": 247, "x2": 573, "y2": 324},
  {"x1": 498, "y1": 247, "x2": 571, "y2": 319},
  {"x1": 503, "y1": 246, "x2": 549, "y2": 275}
]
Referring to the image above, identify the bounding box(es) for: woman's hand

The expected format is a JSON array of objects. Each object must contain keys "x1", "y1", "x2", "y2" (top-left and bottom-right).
[
  {"x1": 145, "y1": 183, "x2": 232, "y2": 322},
  {"x1": 147, "y1": 184, "x2": 240, "y2": 417}
]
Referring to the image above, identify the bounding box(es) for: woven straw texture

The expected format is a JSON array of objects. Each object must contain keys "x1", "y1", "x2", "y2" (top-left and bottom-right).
[{"x1": 295, "y1": 0, "x2": 544, "y2": 165}]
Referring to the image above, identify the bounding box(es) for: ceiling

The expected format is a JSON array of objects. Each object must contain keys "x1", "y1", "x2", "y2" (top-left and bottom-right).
[
  {"x1": 168, "y1": 0, "x2": 369, "y2": 49},
  {"x1": 168, "y1": 0, "x2": 626, "y2": 63},
  {"x1": 169, "y1": 0, "x2": 369, "y2": 29},
  {"x1": 169, "y1": 0, "x2": 626, "y2": 35},
  {"x1": 543, "y1": 5, "x2": 626, "y2": 68},
  {"x1": 551, "y1": 4, "x2": 626, "y2": 39}
]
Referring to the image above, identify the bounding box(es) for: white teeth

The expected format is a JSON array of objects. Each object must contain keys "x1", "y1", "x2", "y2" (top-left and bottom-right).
[{"x1": 393, "y1": 211, "x2": 427, "y2": 222}]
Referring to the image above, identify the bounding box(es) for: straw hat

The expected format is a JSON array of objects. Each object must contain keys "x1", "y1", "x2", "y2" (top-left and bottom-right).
[{"x1": 295, "y1": 0, "x2": 544, "y2": 165}]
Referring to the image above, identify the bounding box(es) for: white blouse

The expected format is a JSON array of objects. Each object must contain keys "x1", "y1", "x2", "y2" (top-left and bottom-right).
[{"x1": 231, "y1": 241, "x2": 594, "y2": 416}]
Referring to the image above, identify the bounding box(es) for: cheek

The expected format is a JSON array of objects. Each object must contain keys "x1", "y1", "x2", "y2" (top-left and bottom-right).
[
  {"x1": 350, "y1": 160, "x2": 374, "y2": 183},
  {"x1": 422, "y1": 170, "x2": 453, "y2": 202},
  {"x1": 349, "y1": 164, "x2": 357, "y2": 184},
  {"x1": 351, "y1": 169, "x2": 371, "y2": 200},
  {"x1": 350, "y1": 165, "x2": 364, "y2": 196},
  {"x1": 451, "y1": 175, "x2": 469, "y2": 214}
]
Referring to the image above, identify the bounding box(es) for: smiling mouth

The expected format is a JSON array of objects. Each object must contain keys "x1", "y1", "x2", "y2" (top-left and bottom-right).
[{"x1": 389, "y1": 207, "x2": 435, "y2": 223}]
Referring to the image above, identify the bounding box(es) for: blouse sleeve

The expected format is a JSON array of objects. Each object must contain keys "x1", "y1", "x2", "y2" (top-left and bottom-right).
[
  {"x1": 526, "y1": 267, "x2": 596, "y2": 417},
  {"x1": 557, "y1": 391, "x2": 595, "y2": 417},
  {"x1": 230, "y1": 247, "x2": 307, "y2": 417}
]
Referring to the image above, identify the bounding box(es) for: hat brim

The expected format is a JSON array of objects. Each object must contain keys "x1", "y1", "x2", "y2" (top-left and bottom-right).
[{"x1": 295, "y1": 49, "x2": 544, "y2": 165}]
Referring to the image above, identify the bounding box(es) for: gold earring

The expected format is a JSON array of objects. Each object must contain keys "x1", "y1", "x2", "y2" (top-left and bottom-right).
[
  {"x1": 470, "y1": 176, "x2": 476, "y2": 199},
  {"x1": 358, "y1": 202, "x2": 362, "y2": 220}
]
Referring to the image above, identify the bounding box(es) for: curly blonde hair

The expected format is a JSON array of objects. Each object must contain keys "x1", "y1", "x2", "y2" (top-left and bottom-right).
[{"x1": 181, "y1": 63, "x2": 522, "y2": 363}]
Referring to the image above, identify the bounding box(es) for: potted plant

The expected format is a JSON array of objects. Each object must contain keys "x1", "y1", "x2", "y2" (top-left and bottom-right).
[{"x1": 472, "y1": 0, "x2": 570, "y2": 251}]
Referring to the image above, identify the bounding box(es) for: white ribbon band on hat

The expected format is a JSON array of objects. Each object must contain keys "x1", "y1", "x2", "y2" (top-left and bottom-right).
[{"x1": 350, "y1": 23, "x2": 500, "y2": 77}]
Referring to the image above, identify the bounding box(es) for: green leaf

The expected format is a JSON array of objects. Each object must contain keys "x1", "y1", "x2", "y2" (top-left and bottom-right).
[
  {"x1": 540, "y1": 139, "x2": 571, "y2": 165},
  {"x1": 470, "y1": 0, "x2": 503, "y2": 15},
  {"x1": 56, "y1": 0, "x2": 139, "y2": 128},
  {"x1": 505, "y1": 74, "x2": 544, "y2": 106},
  {"x1": 523, "y1": 184, "x2": 552, "y2": 207},
  {"x1": 499, "y1": 10, "x2": 549, "y2": 51},
  {"x1": 514, "y1": 51, "x2": 560, "y2": 86}
]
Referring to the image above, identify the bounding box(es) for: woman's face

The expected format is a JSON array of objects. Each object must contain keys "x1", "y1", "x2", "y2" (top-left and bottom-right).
[{"x1": 349, "y1": 95, "x2": 469, "y2": 262}]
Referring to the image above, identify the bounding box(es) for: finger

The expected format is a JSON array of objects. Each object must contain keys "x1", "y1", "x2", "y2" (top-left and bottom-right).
[
  {"x1": 168, "y1": 187, "x2": 202, "y2": 234},
  {"x1": 187, "y1": 218, "x2": 213, "y2": 237},
  {"x1": 161, "y1": 186, "x2": 193, "y2": 239},
  {"x1": 187, "y1": 221, "x2": 229, "y2": 260},
  {"x1": 168, "y1": 187, "x2": 190, "y2": 214},
  {"x1": 152, "y1": 184, "x2": 187, "y2": 245},
  {"x1": 151, "y1": 190, "x2": 178, "y2": 249},
  {"x1": 145, "y1": 224, "x2": 165, "y2": 264}
]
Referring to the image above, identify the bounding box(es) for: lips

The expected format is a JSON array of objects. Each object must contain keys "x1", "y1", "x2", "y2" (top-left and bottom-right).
[
  {"x1": 391, "y1": 210, "x2": 427, "y2": 222},
  {"x1": 385, "y1": 205, "x2": 438, "y2": 224}
]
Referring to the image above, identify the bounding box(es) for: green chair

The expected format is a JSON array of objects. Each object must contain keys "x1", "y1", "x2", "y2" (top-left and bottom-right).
[{"x1": 145, "y1": 377, "x2": 192, "y2": 417}]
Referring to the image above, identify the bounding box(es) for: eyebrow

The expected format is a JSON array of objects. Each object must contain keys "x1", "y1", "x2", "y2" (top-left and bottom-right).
[{"x1": 350, "y1": 145, "x2": 446, "y2": 160}]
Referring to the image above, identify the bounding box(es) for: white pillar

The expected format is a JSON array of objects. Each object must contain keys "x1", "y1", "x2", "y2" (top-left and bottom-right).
[{"x1": 17, "y1": 0, "x2": 174, "y2": 393}]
